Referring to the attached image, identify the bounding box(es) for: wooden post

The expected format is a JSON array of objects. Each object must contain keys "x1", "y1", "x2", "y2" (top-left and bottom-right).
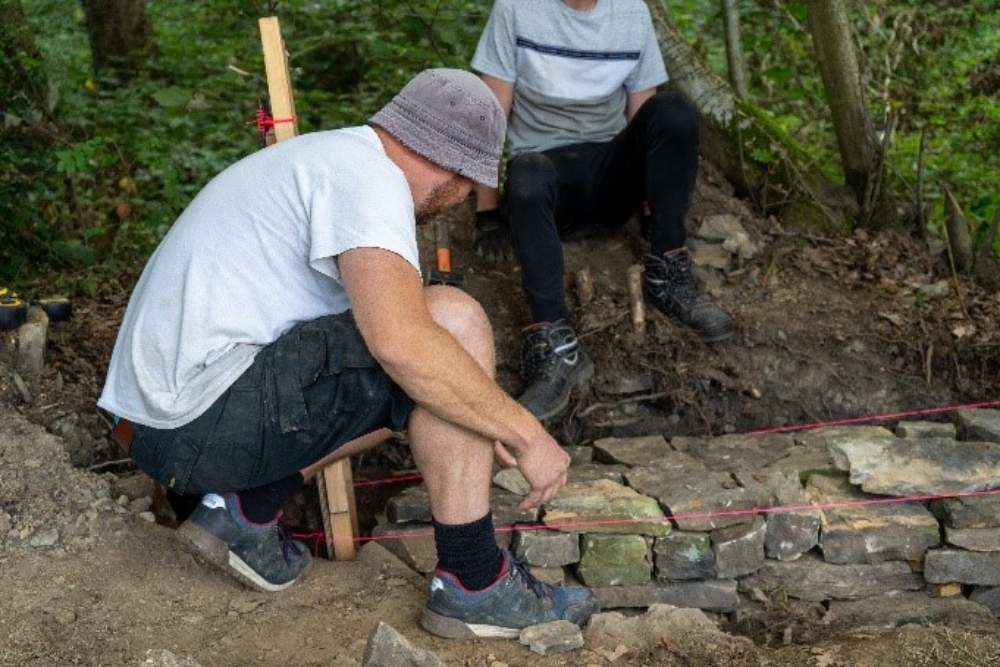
[{"x1": 258, "y1": 15, "x2": 357, "y2": 560}]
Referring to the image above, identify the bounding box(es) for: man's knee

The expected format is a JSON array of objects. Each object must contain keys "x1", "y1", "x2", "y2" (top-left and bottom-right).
[
  {"x1": 506, "y1": 152, "x2": 557, "y2": 209},
  {"x1": 639, "y1": 91, "x2": 699, "y2": 140},
  {"x1": 424, "y1": 286, "x2": 494, "y2": 370}
]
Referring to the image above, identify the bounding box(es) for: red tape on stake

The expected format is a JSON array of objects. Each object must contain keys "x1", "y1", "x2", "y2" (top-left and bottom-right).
[{"x1": 246, "y1": 107, "x2": 296, "y2": 135}]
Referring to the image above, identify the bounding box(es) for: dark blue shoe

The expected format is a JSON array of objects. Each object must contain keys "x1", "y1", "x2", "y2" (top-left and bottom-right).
[
  {"x1": 420, "y1": 550, "x2": 599, "y2": 639},
  {"x1": 175, "y1": 493, "x2": 312, "y2": 592}
]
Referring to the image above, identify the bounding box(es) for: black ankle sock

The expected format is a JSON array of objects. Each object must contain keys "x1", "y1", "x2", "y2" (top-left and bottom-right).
[
  {"x1": 433, "y1": 512, "x2": 504, "y2": 591},
  {"x1": 237, "y1": 472, "x2": 304, "y2": 524}
]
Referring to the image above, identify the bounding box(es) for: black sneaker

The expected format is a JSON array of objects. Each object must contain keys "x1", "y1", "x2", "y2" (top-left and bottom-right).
[
  {"x1": 517, "y1": 320, "x2": 594, "y2": 420},
  {"x1": 175, "y1": 493, "x2": 312, "y2": 592},
  {"x1": 644, "y1": 249, "x2": 735, "y2": 342},
  {"x1": 421, "y1": 551, "x2": 599, "y2": 639}
]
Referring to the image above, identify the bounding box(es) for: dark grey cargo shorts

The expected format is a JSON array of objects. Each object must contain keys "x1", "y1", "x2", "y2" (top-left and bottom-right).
[{"x1": 130, "y1": 312, "x2": 414, "y2": 495}]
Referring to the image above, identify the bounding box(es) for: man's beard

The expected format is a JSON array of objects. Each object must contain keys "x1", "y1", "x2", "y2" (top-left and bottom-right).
[{"x1": 415, "y1": 178, "x2": 467, "y2": 224}]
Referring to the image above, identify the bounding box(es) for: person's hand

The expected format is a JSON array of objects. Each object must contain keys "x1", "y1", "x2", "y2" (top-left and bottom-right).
[
  {"x1": 494, "y1": 433, "x2": 569, "y2": 510},
  {"x1": 474, "y1": 209, "x2": 513, "y2": 263}
]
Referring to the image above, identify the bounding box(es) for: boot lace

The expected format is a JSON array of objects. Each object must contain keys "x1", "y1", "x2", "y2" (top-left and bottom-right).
[
  {"x1": 646, "y1": 252, "x2": 700, "y2": 306},
  {"x1": 511, "y1": 556, "x2": 554, "y2": 601},
  {"x1": 522, "y1": 321, "x2": 579, "y2": 382}
]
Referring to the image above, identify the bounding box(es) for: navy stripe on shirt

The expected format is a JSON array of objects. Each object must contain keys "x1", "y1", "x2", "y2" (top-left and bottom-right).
[{"x1": 515, "y1": 36, "x2": 640, "y2": 61}]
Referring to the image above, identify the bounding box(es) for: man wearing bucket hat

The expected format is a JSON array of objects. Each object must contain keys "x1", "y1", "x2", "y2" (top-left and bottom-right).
[{"x1": 99, "y1": 68, "x2": 598, "y2": 637}]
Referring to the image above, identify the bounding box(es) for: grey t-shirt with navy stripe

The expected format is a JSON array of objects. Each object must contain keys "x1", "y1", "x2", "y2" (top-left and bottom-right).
[{"x1": 471, "y1": 0, "x2": 668, "y2": 155}]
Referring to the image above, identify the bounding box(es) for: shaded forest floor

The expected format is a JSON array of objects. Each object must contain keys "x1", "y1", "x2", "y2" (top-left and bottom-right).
[{"x1": 1, "y1": 165, "x2": 999, "y2": 665}]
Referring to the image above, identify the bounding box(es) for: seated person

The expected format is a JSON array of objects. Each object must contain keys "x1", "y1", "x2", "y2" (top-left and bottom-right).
[{"x1": 471, "y1": 0, "x2": 735, "y2": 419}]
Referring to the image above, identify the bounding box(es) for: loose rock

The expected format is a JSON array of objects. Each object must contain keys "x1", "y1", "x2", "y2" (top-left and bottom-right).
[
  {"x1": 894, "y1": 420, "x2": 956, "y2": 439},
  {"x1": 528, "y1": 566, "x2": 565, "y2": 585},
  {"x1": 493, "y1": 468, "x2": 530, "y2": 496},
  {"x1": 519, "y1": 620, "x2": 584, "y2": 655},
  {"x1": 512, "y1": 529, "x2": 580, "y2": 567},
  {"x1": 371, "y1": 523, "x2": 437, "y2": 573},
  {"x1": 931, "y1": 495, "x2": 1000, "y2": 529},
  {"x1": 924, "y1": 549, "x2": 1000, "y2": 586},
  {"x1": 956, "y1": 409, "x2": 1000, "y2": 443},
  {"x1": 944, "y1": 526, "x2": 1000, "y2": 552},
  {"x1": 594, "y1": 579, "x2": 738, "y2": 612},
  {"x1": 828, "y1": 591, "x2": 994, "y2": 627},
  {"x1": 592, "y1": 435, "x2": 669, "y2": 467},
  {"x1": 577, "y1": 534, "x2": 651, "y2": 587},
  {"x1": 654, "y1": 531, "x2": 716, "y2": 581},
  {"x1": 566, "y1": 463, "x2": 627, "y2": 485},
  {"x1": 29, "y1": 528, "x2": 59, "y2": 548},
  {"x1": 739, "y1": 554, "x2": 924, "y2": 602},
  {"x1": 712, "y1": 517, "x2": 766, "y2": 578},
  {"x1": 543, "y1": 479, "x2": 668, "y2": 536},
  {"x1": 969, "y1": 586, "x2": 1000, "y2": 616},
  {"x1": 361, "y1": 622, "x2": 444, "y2": 667}
]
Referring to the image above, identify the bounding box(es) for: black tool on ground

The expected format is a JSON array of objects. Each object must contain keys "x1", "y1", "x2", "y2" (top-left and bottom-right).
[
  {"x1": 428, "y1": 218, "x2": 464, "y2": 287},
  {"x1": 37, "y1": 296, "x2": 73, "y2": 322},
  {"x1": 0, "y1": 288, "x2": 28, "y2": 331}
]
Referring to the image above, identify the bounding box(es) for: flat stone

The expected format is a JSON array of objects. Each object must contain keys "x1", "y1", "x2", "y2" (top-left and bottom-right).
[
  {"x1": 689, "y1": 240, "x2": 732, "y2": 271},
  {"x1": 361, "y1": 622, "x2": 444, "y2": 667},
  {"x1": 585, "y1": 604, "x2": 752, "y2": 657},
  {"x1": 543, "y1": 479, "x2": 668, "y2": 536},
  {"x1": 528, "y1": 566, "x2": 565, "y2": 585},
  {"x1": 29, "y1": 528, "x2": 59, "y2": 548},
  {"x1": 895, "y1": 421, "x2": 957, "y2": 439},
  {"x1": 654, "y1": 532, "x2": 715, "y2": 581},
  {"x1": 931, "y1": 495, "x2": 1000, "y2": 529},
  {"x1": 969, "y1": 587, "x2": 1000, "y2": 616},
  {"x1": 735, "y1": 470, "x2": 819, "y2": 562},
  {"x1": 370, "y1": 523, "x2": 437, "y2": 573},
  {"x1": 672, "y1": 433, "x2": 796, "y2": 472},
  {"x1": 807, "y1": 476, "x2": 939, "y2": 564},
  {"x1": 626, "y1": 452, "x2": 756, "y2": 531},
  {"x1": 385, "y1": 487, "x2": 537, "y2": 532},
  {"x1": 956, "y1": 409, "x2": 1000, "y2": 443},
  {"x1": 592, "y1": 435, "x2": 669, "y2": 467},
  {"x1": 738, "y1": 554, "x2": 924, "y2": 602},
  {"x1": 519, "y1": 620, "x2": 584, "y2": 656},
  {"x1": 594, "y1": 580, "x2": 738, "y2": 612},
  {"x1": 924, "y1": 549, "x2": 1000, "y2": 585},
  {"x1": 826, "y1": 432, "x2": 1000, "y2": 496},
  {"x1": 712, "y1": 517, "x2": 766, "y2": 578},
  {"x1": 695, "y1": 213, "x2": 747, "y2": 243},
  {"x1": 565, "y1": 445, "x2": 594, "y2": 465},
  {"x1": 493, "y1": 490, "x2": 541, "y2": 528},
  {"x1": 828, "y1": 591, "x2": 994, "y2": 627},
  {"x1": 944, "y1": 526, "x2": 1000, "y2": 552},
  {"x1": 576, "y1": 534, "x2": 651, "y2": 587},
  {"x1": 493, "y1": 468, "x2": 530, "y2": 495},
  {"x1": 512, "y1": 530, "x2": 580, "y2": 567},
  {"x1": 566, "y1": 463, "x2": 627, "y2": 485}
]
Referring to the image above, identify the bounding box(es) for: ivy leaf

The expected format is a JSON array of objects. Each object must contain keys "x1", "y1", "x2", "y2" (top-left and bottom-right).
[{"x1": 152, "y1": 87, "x2": 192, "y2": 110}]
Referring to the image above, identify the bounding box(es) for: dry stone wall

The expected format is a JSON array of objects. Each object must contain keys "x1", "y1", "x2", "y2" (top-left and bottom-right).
[{"x1": 376, "y1": 409, "x2": 1000, "y2": 618}]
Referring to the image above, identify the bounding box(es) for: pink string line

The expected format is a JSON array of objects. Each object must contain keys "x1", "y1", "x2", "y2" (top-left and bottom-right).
[
  {"x1": 295, "y1": 488, "x2": 1000, "y2": 547},
  {"x1": 349, "y1": 399, "x2": 1000, "y2": 489}
]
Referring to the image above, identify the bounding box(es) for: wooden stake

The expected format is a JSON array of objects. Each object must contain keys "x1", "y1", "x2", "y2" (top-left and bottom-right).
[
  {"x1": 258, "y1": 15, "x2": 356, "y2": 560},
  {"x1": 626, "y1": 264, "x2": 646, "y2": 336}
]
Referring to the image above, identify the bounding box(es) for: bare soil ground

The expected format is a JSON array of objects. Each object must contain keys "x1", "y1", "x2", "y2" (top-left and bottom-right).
[{"x1": 2, "y1": 167, "x2": 998, "y2": 665}]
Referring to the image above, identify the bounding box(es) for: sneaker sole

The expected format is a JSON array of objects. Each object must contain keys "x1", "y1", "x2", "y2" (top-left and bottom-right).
[
  {"x1": 419, "y1": 608, "x2": 522, "y2": 640},
  {"x1": 532, "y1": 356, "x2": 595, "y2": 422},
  {"x1": 175, "y1": 520, "x2": 311, "y2": 594}
]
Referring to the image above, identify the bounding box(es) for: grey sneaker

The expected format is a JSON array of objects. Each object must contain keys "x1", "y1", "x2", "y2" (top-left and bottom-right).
[
  {"x1": 644, "y1": 250, "x2": 735, "y2": 342},
  {"x1": 175, "y1": 493, "x2": 312, "y2": 593},
  {"x1": 518, "y1": 320, "x2": 594, "y2": 420},
  {"x1": 420, "y1": 551, "x2": 599, "y2": 639}
]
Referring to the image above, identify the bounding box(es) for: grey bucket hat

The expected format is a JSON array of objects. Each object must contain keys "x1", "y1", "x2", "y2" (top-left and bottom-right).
[{"x1": 370, "y1": 68, "x2": 507, "y2": 188}]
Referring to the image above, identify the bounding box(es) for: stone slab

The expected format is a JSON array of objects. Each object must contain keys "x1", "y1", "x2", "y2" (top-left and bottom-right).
[
  {"x1": 519, "y1": 620, "x2": 584, "y2": 656},
  {"x1": 370, "y1": 523, "x2": 436, "y2": 574},
  {"x1": 671, "y1": 433, "x2": 796, "y2": 473},
  {"x1": 566, "y1": 463, "x2": 627, "y2": 485},
  {"x1": 739, "y1": 554, "x2": 924, "y2": 602},
  {"x1": 931, "y1": 495, "x2": 1000, "y2": 529},
  {"x1": 493, "y1": 467, "x2": 530, "y2": 495},
  {"x1": 543, "y1": 479, "x2": 668, "y2": 536},
  {"x1": 956, "y1": 409, "x2": 1000, "y2": 443},
  {"x1": 712, "y1": 517, "x2": 766, "y2": 578},
  {"x1": 362, "y1": 622, "x2": 443, "y2": 667},
  {"x1": 528, "y1": 566, "x2": 565, "y2": 586},
  {"x1": 944, "y1": 526, "x2": 1000, "y2": 552},
  {"x1": 654, "y1": 532, "x2": 715, "y2": 581},
  {"x1": 736, "y1": 469, "x2": 820, "y2": 562},
  {"x1": 626, "y1": 451, "x2": 756, "y2": 531},
  {"x1": 895, "y1": 421, "x2": 957, "y2": 439},
  {"x1": 577, "y1": 534, "x2": 651, "y2": 587},
  {"x1": 565, "y1": 445, "x2": 594, "y2": 465},
  {"x1": 512, "y1": 529, "x2": 580, "y2": 567},
  {"x1": 807, "y1": 476, "x2": 939, "y2": 564},
  {"x1": 828, "y1": 591, "x2": 994, "y2": 627},
  {"x1": 594, "y1": 579, "x2": 739, "y2": 612},
  {"x1": 592, "y1": 435, "x2": 669, "y2": 467},
  {"x1": 826, "y1": 432, "x2": 1000, "y2": 496},
  {"x1": 969, "y1": 586, "x2": 1000, "y2": 617},
  {"x1": 924, "y1": 549, "x2": 1000, "y2": 586}
]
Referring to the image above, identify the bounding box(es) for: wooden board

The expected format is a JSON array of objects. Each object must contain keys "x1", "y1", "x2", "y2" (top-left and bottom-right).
[{"x1": 258, "y1": 15, "x2": 356, "y2": 560}]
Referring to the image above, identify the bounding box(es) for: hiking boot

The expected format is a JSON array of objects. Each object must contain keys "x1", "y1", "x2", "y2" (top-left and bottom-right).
[
  {"x1": 175, "y1": 492, "x2": 312, "y2": 593},
  {"x1": 420, "y1": 551, "x2": 599, "y2": 639},
  {"x1": 644, "y1": 250, "x2": 735, "y2": 342},
  {"x1": 518, "y1": 320, "x2": 594, "y2": 420}
]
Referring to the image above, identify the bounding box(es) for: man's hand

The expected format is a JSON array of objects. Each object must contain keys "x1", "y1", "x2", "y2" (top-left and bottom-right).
[
  {"x1": 494, "y1": 434, "x2": 570, "y2": 510},
  {"x1": 474, "y1": 209, "x2": 513, "y2": 263}
]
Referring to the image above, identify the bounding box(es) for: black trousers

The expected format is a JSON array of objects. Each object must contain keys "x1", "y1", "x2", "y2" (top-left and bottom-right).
[{"x1": 506, "y1": 92, "x2": 699, "y2": 324}]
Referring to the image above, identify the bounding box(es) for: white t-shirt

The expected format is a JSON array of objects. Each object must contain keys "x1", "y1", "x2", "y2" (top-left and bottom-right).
[{"x1": 98, "y1": 126, "x2": 419, "y2": 429}]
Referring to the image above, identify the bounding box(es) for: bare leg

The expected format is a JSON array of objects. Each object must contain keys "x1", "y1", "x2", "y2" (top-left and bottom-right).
[{"x1": 408, "y1": 285, "x2": 496, "y2": 525}]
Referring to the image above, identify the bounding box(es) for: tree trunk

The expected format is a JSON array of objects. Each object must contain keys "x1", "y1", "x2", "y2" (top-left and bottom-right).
[
  {"x1": 0, "y1": 0, "x2": 48, "y2": 123},
  {"x1": 80, "y1": 0, "x2": 155, "y2": 79},
  {"x1": 720, "y1": 0, "x2": 749, "y2": 98},
  {"x1": 805, "y1": 0, "x2": 878, "y2": 206},
  {"x1": 646, "y1": 0, "x2": 857, "y2": 229}
]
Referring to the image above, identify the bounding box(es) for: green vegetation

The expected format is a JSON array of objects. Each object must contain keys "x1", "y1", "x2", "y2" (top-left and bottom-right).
[{"x1": 1, "y1": 0, "x2": 996, "y2": 292}]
